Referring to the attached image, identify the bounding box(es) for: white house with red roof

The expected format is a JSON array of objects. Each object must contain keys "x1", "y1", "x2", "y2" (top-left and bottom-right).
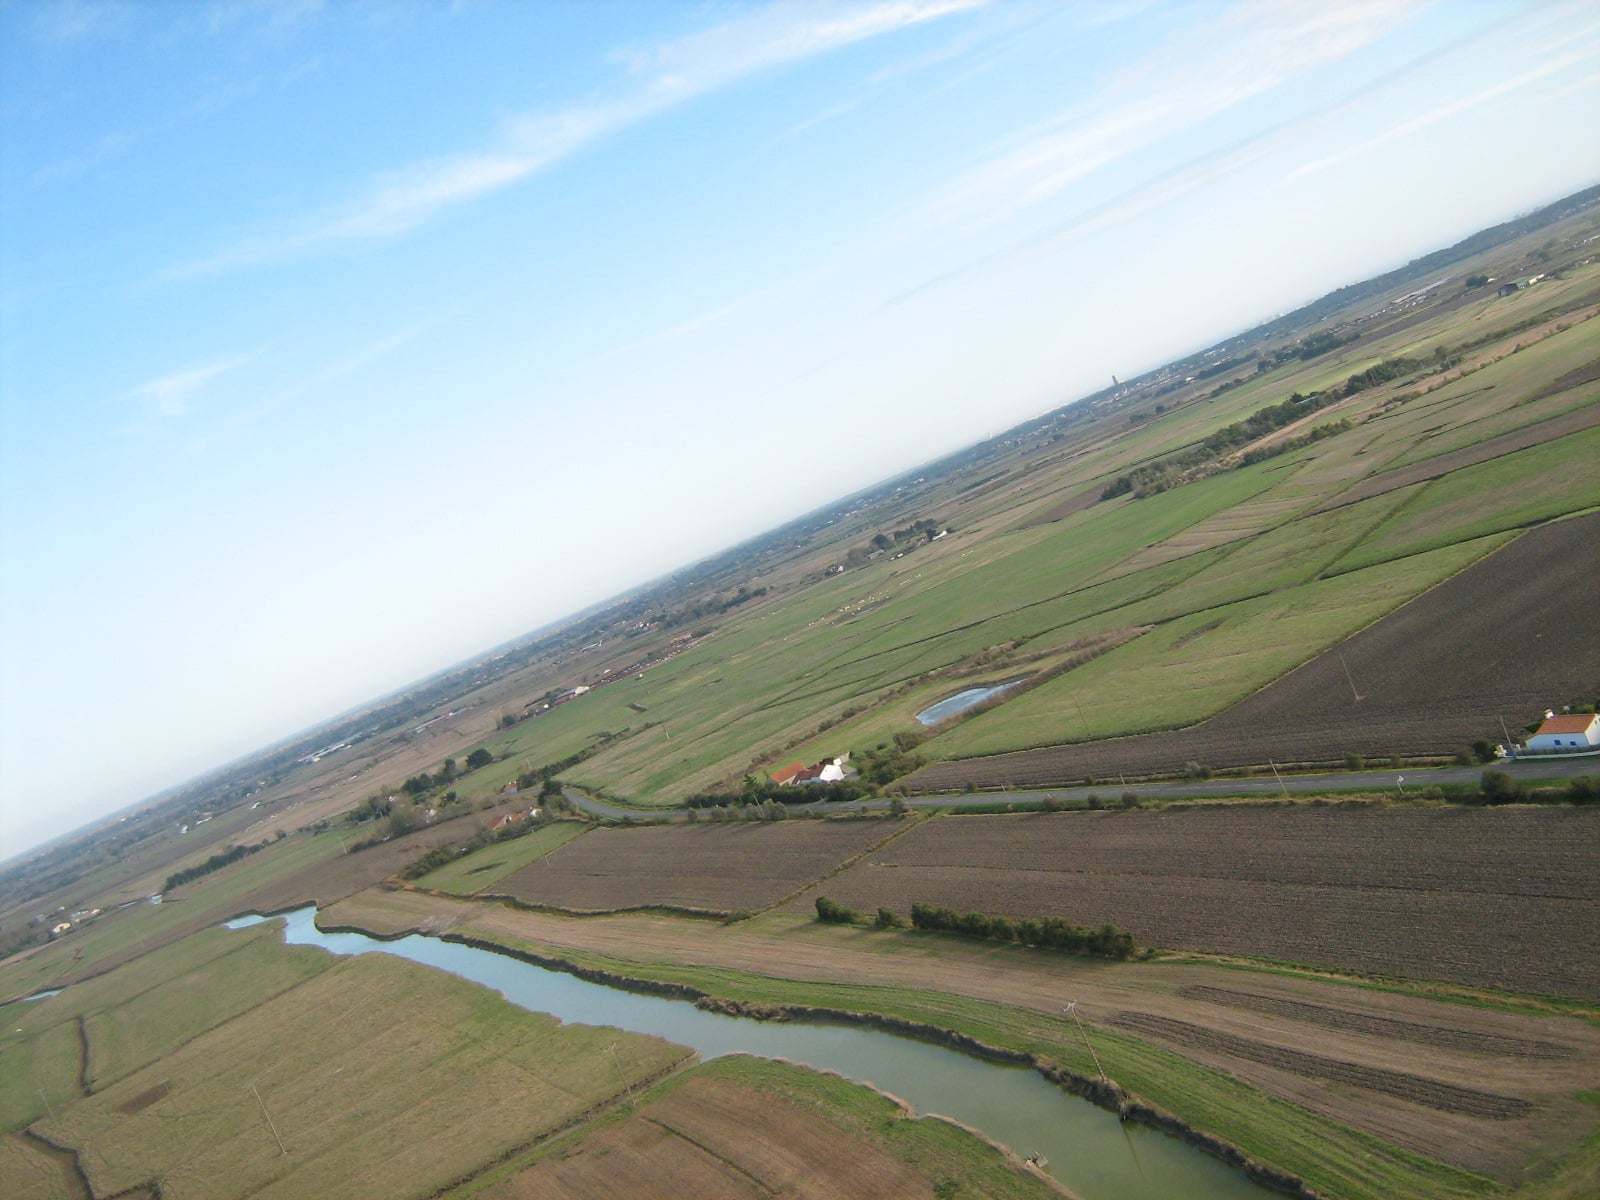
[{"x1": 1526, "y1": 713, "x2": 1600, "y2": 753}]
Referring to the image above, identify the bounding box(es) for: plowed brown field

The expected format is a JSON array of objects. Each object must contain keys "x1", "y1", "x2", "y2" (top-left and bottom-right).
[
  {"x1": 783, "y1": 806, "x2": 1600, "y2": 998},
  {"x1": 492, "y1": 818, "x2": 908, "y2": 914},
  {"x1": 906, "y1": 510, "x2": 1600, "y2": 789}
]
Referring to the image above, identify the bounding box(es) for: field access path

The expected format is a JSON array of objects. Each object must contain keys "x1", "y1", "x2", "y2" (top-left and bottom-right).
[{"x1": 562, "y1": 754, "x2": 1598, "y2": 822}]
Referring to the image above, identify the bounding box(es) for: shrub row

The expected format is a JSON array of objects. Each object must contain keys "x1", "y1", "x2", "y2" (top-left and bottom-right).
[{"x1": 909, "y1": 903, "x2": 1136, "y2": 959}]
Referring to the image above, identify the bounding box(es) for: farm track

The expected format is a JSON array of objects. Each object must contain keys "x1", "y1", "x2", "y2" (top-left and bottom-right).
[
  {"x1": 905, "y1": 508, "x2": 1600, "y2": 789},
  {"x1": 1175, "y1": 986, "x2": 1572, "y2": 1059},
  {"x1": 1106, "y1": 1011, "x2": 1533, "y2": 1120}
]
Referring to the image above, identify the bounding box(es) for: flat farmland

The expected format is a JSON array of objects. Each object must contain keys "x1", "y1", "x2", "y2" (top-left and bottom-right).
[
  {"x1": 491, "y1": 818, "x2": 909, "y2": 914},
  {"x1": 476, "y1": 1055, "x2": 1059, "y2": 1200},
  {"x1": 907, "y1": 509, "x2": 1600, "y2": 787},
  {"x1": 32, "y1": 944, "x2": 686, "y2": 1200},
  {"x1": 785, "y1": 806, "x2": 1600, "y2": 998},
  {"x1": 331, "y1": 886, "x2": 1600, "y2": 1193},
  {"x1": 416, "y1": 820, "x2": 590, "y2": 896}
]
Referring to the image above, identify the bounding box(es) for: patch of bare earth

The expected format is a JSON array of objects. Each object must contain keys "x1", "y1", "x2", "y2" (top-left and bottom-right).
[
  {"x1": 905, "y1": 509, "x2": 1600, "y2": 786},
  {"x1": 788, "y1": 807, "x2": 1600, "y2": 998},
  {"x1": 479, "y1": 1072, "x2": 948, "y2": 1200},
  {"x1": 325, "y1": 886, "x2": 1600, "y2": 1184},
  {"x1": 489, "y1": 819, "x2": 908, "y2": 914}
]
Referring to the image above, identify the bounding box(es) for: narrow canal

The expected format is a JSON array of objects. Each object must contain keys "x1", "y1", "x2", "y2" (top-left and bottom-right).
[{"x1": 231, "y1": 907, "x2": 1276, "y2": 1200}]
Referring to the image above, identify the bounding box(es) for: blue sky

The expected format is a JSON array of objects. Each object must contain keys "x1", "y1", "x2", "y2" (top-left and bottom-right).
[{"x1": 2, "y1": 0, "x2": 1597, "y2": 857}]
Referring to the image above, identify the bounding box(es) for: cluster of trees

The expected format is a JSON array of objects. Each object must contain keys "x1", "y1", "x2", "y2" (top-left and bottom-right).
[
  {"x1": 845, "y1": 518, "x2": 945, "y2": 566},
  {"x1": 658, "y1": 584, "x2": 770, "y2": 630},
  {"x1": 1338, "y1": 355, "x2": 1418, "y2": 397},
  {"x1": 163, "y1": 840, "x2": 268, "y2": 893},
  {"x1": 1237, "y1": 418, "x2": 1351, "y2": 467},
  {"x1": 401, "y1": 748, "x2": 497, "y2": 796},
  {"x1": 684, "y1": 779, "x2": 872, "y2": 808},
  {"x1": 1478, "y1": 771, "x2": 1599, "y2": 806},
  {"x1": 909, "y1": 903, "x2": 1137, "y2": 959},
  {"x1": 1293, "y1": 330, "x2": 1359, "y2": 360},
  {"x1": 1102, "y1": 389, "x2": 1344, "y2": 500},
  {"x1": 855, "y1": 733, "x2": 926, "y2": 786}
]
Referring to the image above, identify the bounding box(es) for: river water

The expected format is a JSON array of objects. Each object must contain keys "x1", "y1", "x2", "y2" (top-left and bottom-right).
[{"x1": 230, "y1": 907, "x2": 1272, "y2": 1200}]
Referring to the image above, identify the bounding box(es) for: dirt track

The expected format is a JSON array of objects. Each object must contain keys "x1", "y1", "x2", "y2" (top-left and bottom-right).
[{"x1": 905, "y1": 510, "x2": 1600, "y2": 788}]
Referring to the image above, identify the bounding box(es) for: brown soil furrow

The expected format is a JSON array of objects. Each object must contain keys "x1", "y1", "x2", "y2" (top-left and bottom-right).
[
  {"x1": 1176, "y1": 986, "x2": 1572, "y2": 1059},
  {"x1": 1107, "y1": 1011, "x2": 1532, "y2": 1119}
]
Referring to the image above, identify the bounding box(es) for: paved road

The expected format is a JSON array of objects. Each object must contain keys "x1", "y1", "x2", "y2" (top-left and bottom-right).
[{"x1": 563, "y1": 755, "x2": 1595, "y2": 821}]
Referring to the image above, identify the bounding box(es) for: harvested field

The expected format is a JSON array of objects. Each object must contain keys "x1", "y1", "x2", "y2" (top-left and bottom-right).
[
  {"x1": 480, "y1": 1055, "x2": 1060, "y2": 1200},
  {"x1": 1106, "y1": 1011, "x2": 1531, "y2": 1119},
  {"x1": 906, "y1": 510, "x2": 1600, "y2": 788},
  {"x1": 491, "y1": 818, "x2": 909, "y2": 915},
  {"x1": 784, "y1": 806, "x2": 1600, "y2": 997},
  {"x1": 1174, "y1": 986, "x2": 1571, "y2": 1059}
]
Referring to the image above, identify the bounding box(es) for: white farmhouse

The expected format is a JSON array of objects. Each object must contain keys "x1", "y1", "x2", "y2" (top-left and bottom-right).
[{"x1": 1526, "y1": 713, "x2": 1600, "y2": 753}]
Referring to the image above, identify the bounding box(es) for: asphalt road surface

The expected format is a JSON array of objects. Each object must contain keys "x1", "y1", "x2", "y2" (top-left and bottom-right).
[{"x1": 563, "y1": 754, "x2": 1596, "y2": 821}]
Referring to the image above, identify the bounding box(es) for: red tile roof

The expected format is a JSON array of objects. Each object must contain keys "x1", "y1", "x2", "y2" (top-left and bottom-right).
[
  {"x1": 1535, "y1": 714, "x2": 1598, "y2": 735},
  {"x1": 769, "y1": 762, "x2": 807, "y2": 785}
]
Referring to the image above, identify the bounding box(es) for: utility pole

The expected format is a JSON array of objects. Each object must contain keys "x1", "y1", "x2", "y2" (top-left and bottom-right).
[
  {"x1": 604, "y1": 1044, "x2": 635, "y2": 1108},
  {"x1": 250, "y1": 1082, "x2": 287, "y2": 1156},
  {"x1": 1064, "y1": 1002, "x2": 1106, "y2": 1084}
]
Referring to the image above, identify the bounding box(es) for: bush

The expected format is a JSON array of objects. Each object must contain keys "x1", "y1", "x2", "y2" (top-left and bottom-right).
[
  {"x1": 1343, "y1": 752, "x2": 1365, "y2": 772},
  {"x1": 874, "y1": 907, "x2": 904, "y2": 929},
  {"x1": 1119, "y1": 790, "x2": 1140, "y2": 809},
  {"x1": 815, "y1": 896, "x2": 860, "y2": 925},
  {"x1": 1480, "y1": 769, "x2": 1522, "y2": 804}
]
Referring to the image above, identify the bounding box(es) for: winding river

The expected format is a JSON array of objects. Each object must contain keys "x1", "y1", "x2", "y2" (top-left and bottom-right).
[{"x1": 231, "y1": 907, "x2": 1273, "y2": 1200}]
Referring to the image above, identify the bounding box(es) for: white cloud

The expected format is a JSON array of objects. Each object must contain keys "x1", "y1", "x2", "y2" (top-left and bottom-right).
[
  {"x1": 128, "y1": 357, "x2": 248, "y2": 417},
  {"x1": 915, "y1": 0, "x2": 1421, "y2": 229},
  {"x1": 175, "y1": 0, "x2": 985, "y2": 276}
]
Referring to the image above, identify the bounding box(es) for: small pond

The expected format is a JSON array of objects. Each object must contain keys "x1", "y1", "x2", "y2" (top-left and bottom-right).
[
  {"x1": 916, "y1": 679, "x2": 1025, "y2": 725},
  {"x1": 230, "y1": 907, "x2": 1272, "y2": 1200}
]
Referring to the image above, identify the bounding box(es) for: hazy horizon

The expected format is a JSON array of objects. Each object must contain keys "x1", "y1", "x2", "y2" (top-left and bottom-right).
[{"x1": 4, "y1": 0, "x2": 1598, "y2": 859}]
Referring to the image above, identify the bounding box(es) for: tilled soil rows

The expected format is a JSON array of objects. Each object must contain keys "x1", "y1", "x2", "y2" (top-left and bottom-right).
[
  {"x1": 1106, "y1": 1011, "x2": 1532, "y2": 1119},
  {"x1": 786, "y1": 806, "x2": 1600, "y2": 997},
  {"x1": 905, "y1": 510, "x2": 1600, "y2": 789},
  {"x1": 492, "y1": 818, "x2": 907, "y2": 914},
  {"x1": 1175, "y1": 986, "x2": 1572, "y2": 1059}
]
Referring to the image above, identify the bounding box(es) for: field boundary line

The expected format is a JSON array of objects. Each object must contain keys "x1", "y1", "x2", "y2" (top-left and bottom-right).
[{"x1": 754, "y1": 815, "x2": 928, "y2": 918}]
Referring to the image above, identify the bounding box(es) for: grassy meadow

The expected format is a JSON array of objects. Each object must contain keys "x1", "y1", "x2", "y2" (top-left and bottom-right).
[{"x1": 438, "y1": 263, "x2": 1600, "y2": 804}]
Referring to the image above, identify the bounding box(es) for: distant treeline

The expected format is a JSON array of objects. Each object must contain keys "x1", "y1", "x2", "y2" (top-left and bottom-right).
[
  {"x1": 814, "y1": 895, "x2": 1137, "y2": 959},
  {"x1": 1103, "y1": 354, "x2": 1421, "y2": 501},
  {"x1": 163, "y1": 841, "x2": 267, "y2": 893},
  {"x1": 909, "y1": 903, "x2": 1137, "y2": 959},
  {"x1": 685, "y1": 779, "x2": 873, "y2": 808}
]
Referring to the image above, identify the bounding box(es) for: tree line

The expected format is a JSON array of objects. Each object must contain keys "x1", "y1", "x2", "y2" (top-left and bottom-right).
[{"x1": 163, "y1": 839, "x2": 272, "y2": 893}]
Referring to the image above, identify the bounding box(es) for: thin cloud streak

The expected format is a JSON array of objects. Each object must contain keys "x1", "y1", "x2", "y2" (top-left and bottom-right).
[
  {"x1": 171, "y1": 0, "x2": 986, "y2": 278},
  {"x1": 914, "y1": 0, "x2": 1422, "y2": 230},
  {"x1": 127, "y1": 356, "x2": 249, "y2": 418}
]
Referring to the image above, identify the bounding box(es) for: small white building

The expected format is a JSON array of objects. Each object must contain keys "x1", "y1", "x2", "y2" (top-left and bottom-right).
[{"x1": 1526, "y1": 713, "x2": 1600, "y2": 753}]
